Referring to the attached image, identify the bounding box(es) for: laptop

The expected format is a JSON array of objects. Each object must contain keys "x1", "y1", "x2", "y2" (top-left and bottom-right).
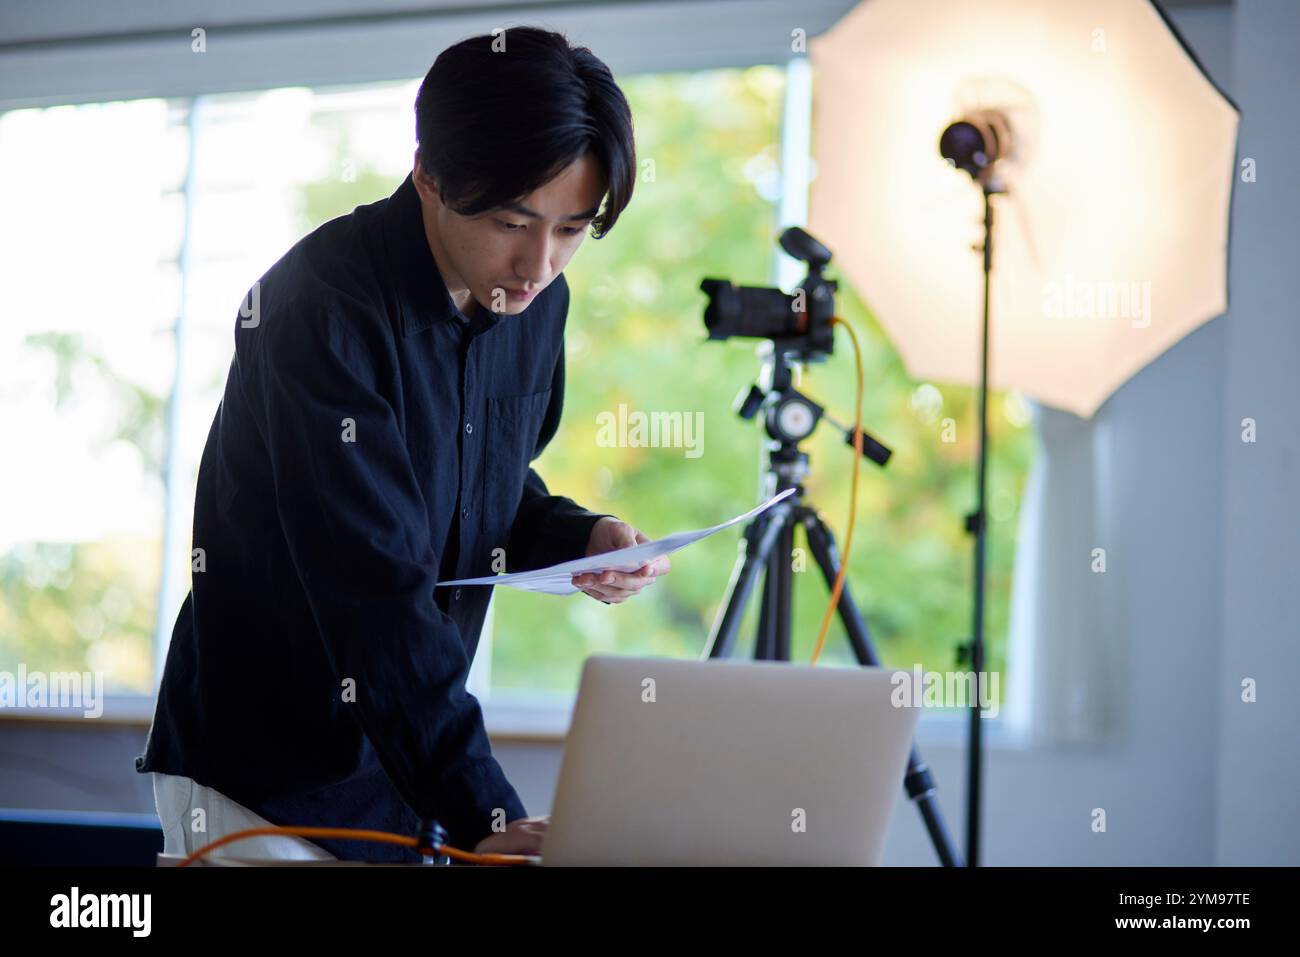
[{"x1": 538, "y1": 655, "x2": 919, "y2": 866}]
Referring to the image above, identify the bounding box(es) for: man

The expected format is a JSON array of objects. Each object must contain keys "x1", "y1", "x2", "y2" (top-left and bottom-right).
[{"x1": 137, "y1": 26, "x2": 669, "y2": 863}]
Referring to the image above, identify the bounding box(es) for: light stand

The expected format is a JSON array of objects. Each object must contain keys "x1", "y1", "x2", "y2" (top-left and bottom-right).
[{"x1": 939, "y1": 113, "x2": 1007, "y2": 868}]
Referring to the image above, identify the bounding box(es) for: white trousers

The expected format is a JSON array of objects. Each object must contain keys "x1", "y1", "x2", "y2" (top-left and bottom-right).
[{"x1": 152, "y1": 772, "x2": 336, "y2": 862}]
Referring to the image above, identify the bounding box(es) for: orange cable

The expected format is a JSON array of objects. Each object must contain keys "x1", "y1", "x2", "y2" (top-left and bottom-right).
[
  {"x1": 176, "y1": 825, "x2": 535, "y2": 867},
  {"x1": 809, "y1": 317, "x2": 863, "y2": 665}
]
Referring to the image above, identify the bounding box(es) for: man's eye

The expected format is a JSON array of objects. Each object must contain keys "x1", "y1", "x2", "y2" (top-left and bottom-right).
[{"x1": 497, "y1": 220, "x2": 582, "y2": 235}]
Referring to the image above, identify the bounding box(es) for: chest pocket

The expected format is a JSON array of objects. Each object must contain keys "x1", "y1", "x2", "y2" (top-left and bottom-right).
[{"x1": 481, "y1": 388, "x2": 552, "y2": 544}]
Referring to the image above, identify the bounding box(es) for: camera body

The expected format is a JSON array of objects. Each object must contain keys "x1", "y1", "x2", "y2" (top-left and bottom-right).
[{"x1": 700, "y1": 227, "x2": 838, "y2": 358}]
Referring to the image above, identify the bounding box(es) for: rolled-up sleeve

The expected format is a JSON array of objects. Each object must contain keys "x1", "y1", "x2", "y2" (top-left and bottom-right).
[{"x1": 245, "y1": 303, "x2": 526, "y2": 849}]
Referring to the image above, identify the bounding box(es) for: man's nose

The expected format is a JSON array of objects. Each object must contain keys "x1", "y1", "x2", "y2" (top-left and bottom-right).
[{"x1": 515, "y1": 231, "x2": 551, "y2": 286}]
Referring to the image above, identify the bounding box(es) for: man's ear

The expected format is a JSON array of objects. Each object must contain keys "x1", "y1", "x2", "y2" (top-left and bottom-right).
[{"x1": 412, "y1": 159, "x2": 441, "y2": 204}]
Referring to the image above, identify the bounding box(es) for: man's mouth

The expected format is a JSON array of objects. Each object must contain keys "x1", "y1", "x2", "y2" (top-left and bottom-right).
[{"x1": 505, "y1": 287, "x2": 537, "y2": 303}]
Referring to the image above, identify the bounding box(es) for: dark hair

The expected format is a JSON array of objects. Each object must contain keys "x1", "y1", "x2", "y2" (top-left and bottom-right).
[{"x1": 415, "y1": 26, "x2": 635, "y2": 239}]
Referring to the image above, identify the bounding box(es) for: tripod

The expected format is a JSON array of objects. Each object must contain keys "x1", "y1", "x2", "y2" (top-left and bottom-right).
[{"x1": 701, "y1": 353, "x2": 963, "y2": 867}]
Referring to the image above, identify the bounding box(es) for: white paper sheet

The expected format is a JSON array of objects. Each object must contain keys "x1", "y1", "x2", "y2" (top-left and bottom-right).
[{"x1": 437, "y1": 487, "x2": 797, "y2": 596}]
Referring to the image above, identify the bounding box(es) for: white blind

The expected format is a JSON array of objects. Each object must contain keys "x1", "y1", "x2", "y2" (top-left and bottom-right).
[{"x1": 0, "y1": 0, "x2": 857, "y2": 111}]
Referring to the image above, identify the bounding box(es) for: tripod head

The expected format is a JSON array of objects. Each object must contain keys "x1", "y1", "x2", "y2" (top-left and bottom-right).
[{"x1": 735, "y1": 369, "x2": 892, "y2": 474}]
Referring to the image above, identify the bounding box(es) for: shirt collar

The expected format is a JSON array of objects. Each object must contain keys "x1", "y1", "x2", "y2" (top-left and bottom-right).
[{"x1": 382, "y1": 172, "x2": 501, "y2": 337}]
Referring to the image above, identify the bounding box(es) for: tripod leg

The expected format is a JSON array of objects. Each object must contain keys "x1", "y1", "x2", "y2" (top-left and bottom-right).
[
  {"x1": 803, "y1": 512, "x2": 964, "y2": 868},
  {"x1": 755, "y1": 546, "x2": 777, "y2": 660},
  {"x1": 755, "y1": 520, "x2": 793, "y2": 661},
  {"x1": 801, "y1": 515, "x2": 877, "y2": 665},
  {"x1": 774, "y1": 520, "x2": 795, "y2": 661},
  {"x1": 703, "y1": 505, "x2": 790, "y2": 659}
]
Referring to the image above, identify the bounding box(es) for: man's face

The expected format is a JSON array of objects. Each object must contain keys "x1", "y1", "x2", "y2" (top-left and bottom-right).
[{"x1": 413, "y1": 151, "x2": 606, "y2": 317}]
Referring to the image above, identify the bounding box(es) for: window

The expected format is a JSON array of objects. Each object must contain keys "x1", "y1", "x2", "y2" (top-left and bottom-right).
[{"x1": 0, "y1": 99, "x2": 187, "y2": 694}]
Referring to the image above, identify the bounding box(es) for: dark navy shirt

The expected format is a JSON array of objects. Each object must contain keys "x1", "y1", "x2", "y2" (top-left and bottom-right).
[{"x1": 136, "y1": 172, "x2": 613, "y2": 861}]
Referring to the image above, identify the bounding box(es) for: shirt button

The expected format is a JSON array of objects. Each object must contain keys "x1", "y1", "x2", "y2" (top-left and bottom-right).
[
  {"x1": 454, "y1": 588, "x2": 462, "y2": 601},
  {"x1": 461, "y1": 506, "x2": 469, "y2": 519},
  {"x1": 465, "y1": 422, "x2": 473, "y2": 435}
]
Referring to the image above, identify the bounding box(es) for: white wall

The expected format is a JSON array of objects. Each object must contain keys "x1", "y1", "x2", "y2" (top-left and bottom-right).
[{"x1": 1215, "y1": 0, "x2": 1300, "y2": 867}]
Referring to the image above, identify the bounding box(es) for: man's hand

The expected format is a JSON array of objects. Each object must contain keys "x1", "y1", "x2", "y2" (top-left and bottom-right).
[
  {"x1": 572, "y1": 516, "x2": 671, "y2": 603},
  {"x1": 474, "y1": 815, "x2": 549, "y2": 856}
]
